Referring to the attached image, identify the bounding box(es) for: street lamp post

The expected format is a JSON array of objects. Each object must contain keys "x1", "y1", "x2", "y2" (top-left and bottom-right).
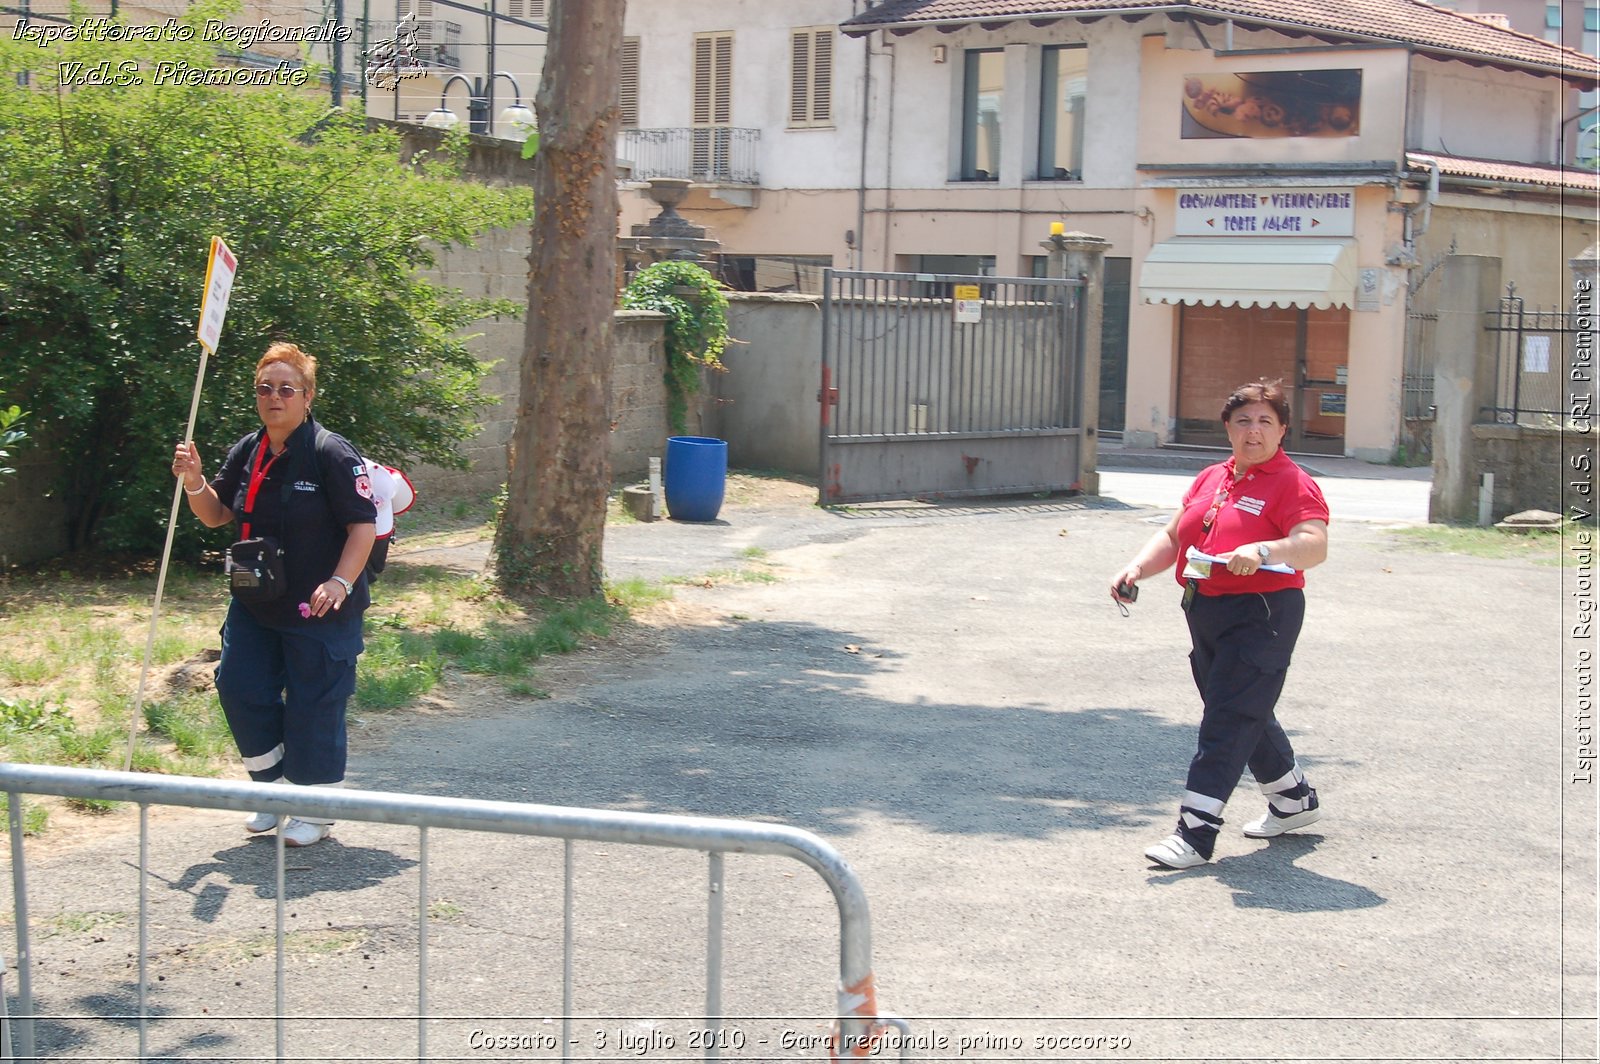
[{"x1": 422, "y1": 70, "x2": 536, "y2": 141}]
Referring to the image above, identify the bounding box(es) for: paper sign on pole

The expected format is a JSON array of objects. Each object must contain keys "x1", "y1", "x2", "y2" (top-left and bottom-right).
[
  {"x1": 128, "y1": 237, "x2": 237, "y2": 769},
  {"x1": 196, "y1": 236, "x2": 237, "y2": 354}
]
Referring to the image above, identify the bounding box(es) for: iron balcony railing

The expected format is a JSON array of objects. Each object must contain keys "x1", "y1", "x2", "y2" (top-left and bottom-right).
[{"x1": 619, "y1": 128, "x2": 761, "y2": 186}]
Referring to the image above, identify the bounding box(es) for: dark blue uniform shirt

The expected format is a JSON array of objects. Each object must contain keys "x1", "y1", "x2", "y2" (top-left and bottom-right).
[{"x1": 211, "y1": 416, "x2": 377, "y2": 633}]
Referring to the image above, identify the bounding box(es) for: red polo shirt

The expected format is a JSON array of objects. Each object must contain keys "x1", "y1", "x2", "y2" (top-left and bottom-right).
[{"x1": 1174, "y1": 448, "x2": 1330, "y2": 597}]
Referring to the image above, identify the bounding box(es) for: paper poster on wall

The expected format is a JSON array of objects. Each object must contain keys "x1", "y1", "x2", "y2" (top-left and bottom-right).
[
  {"x1": 1182, "y1": 69, "x2": 1362, "y2": 139},
  {"x1": 1318, "y1": 392, "x2": 1347, "y2": 417}
]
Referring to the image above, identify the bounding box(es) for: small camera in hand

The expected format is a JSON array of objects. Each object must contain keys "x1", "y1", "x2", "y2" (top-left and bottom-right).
[{"x1": 1115, "y1": 580, "x2": 1139, "y2": 602}]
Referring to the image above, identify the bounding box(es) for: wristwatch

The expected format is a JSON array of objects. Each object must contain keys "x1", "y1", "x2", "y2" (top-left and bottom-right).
[
  {"x1": 1256, "y1": 543, "x2": 1272, "y2": 563},
  {"x1": 330, "y1": 575, "x2": 354, "y2": 594}
]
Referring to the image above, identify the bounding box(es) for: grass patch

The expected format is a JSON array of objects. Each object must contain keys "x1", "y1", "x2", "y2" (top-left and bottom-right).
[
  {"x1": 40, "y1": 911, "x2": 128, "y2": 937},
  {"x1": 1387, "y1": 523, "x2": 1570, "y2": 562},
  {"x1": 144, "y1": 694, "x2": 234, "y2": 760},
  {"x1": 356, "y1": 627, "x2": 446, "y2": 710},
  {"x1": 668, "y1": 567, "x2": 780, "y2": 587},
  {"x1": 0, "y1": 793, "x2": 50, "y2": 835},
  {"x1": 428, "y1": 900, "x2": 465, "y2": 922},
  {"x1": 0, "y1": 550, "x2": 655, "y2": 835},
  {"x1": 606, "y1": 577, "x2": 674, "y2": 610},
  {"x1": 64, "y1": 796, "x2": 119, "y2": 814}
]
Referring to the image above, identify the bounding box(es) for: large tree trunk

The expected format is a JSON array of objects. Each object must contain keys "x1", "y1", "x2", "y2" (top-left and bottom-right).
[{"x1": 496, "y1": 0, "x2": 624, "y2": 599}]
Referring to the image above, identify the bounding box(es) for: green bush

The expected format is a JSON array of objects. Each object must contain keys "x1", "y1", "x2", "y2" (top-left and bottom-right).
[{"x1": 0, "y1": 11, "x2": 531, "y2": 554}]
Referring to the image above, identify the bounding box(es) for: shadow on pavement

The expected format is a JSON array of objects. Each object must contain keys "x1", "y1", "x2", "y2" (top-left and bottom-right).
[
  {"x1": 1147, "y1": 835, "x2": 1386, "y2": 912},
  {"x1": 170, "y1": 838, "x2": 419, "y2": 914},
  {"x1": 354, "y1": 617, "x2": 1335, "y2": 844}
]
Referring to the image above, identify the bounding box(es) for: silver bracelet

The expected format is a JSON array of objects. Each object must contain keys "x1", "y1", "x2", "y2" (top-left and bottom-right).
[
  {"x1": 330, "y1": 574, "x2": 354, "y2": 594},
  {"x1": 183, "y1": 481, "x2": 207, "y2": 496}
]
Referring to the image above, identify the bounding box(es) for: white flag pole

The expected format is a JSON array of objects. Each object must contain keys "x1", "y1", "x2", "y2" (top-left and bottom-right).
[{"x1": 124, "y1": 238, "x2": 236, "y2": 770}]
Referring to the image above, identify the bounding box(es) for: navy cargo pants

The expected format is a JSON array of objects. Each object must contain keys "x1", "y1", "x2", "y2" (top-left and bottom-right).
[
  {"x1": 214, "y1": 601, "x2": 363, "y2": 786},
  {"x1": 1174, "y1": 586, "x2": 1315, "y2": 858}
]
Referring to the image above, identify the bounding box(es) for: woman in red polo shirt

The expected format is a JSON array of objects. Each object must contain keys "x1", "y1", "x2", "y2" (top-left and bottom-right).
[{"x1": 1109, "y1": 379, "x2": 1331, "y2": 870}]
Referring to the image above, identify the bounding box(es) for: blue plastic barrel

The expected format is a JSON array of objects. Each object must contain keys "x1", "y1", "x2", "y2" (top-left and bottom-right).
[{"x1": 664, "y1": 436, "x2": 728, "y2": 522}]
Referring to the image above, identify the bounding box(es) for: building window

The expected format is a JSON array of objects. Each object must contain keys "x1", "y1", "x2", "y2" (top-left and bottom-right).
[
  {"x1": 1038, "y1": 45, "x2": 1087, "y2": 181},
  {"x1": 789, "y1": 27, "x2": 834, "y2": 128},
  {"x1": 718, "y1": 255, "x2": 832, "y2": 294},
  {"x1": 905, "y1": 254, "x2": 996, "y2": 297},
  {"x1": 960, "y1": 49, "x2": 1004, "y2": 181},
  {"x1": 692, "y1": 32, "x2": 734, "y2": 180},
  {"x1": 619, "y1": 36, "x2": 640, "y2": 127},
  {"x1": 506, "y1": 0, "x2": 548, "y2": 17}
]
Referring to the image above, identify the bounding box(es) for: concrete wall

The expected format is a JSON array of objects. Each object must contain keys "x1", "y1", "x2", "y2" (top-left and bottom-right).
[
  {"x1": 1408, "y1": 59, "x2": 1562, "y2": 163},
  {"x1": 1470, "y1": 424, "x2": 1571, "y2": 520},
  {"x1": 706, "y1": 293, "x2": 824, "y2": 475}
]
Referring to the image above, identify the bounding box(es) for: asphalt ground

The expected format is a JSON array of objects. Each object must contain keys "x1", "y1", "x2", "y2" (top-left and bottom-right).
[{"x1": 5, "y1": 465, "x2": 1595, "y2": 1064}]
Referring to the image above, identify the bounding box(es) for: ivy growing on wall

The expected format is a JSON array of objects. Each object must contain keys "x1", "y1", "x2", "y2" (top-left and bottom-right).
[{"x1": 619, "y1": 261, "x2": 729, "y2": 434}]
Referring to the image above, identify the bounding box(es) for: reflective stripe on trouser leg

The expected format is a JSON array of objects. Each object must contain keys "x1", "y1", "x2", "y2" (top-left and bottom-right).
[
  {"x1": 1258, "y1": 762, "x2": 1314, "y2": 815},
  {"x1": 215, "y1": 603, "x2": 289, "y2": 783},
  {"x1": 1176, "y1": 790, "x2": 1226, "y2": 859}
]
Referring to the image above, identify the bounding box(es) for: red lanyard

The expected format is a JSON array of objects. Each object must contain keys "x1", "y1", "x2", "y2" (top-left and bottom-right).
[
  {"x1": 240, "y1": 435, "x2": 286, "y2": 540},
  {"x1": 1201, "y1": 467, "x2": 1240, "y2": 532}
]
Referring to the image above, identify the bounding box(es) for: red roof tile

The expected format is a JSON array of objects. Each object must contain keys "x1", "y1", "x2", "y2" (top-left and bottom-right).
[
  {"x1": 842, "y1": 0, "x2": 1599, "y2": 85},
  {"x1": 1407, "y1": 151, "x2": 1600, "y2": 191}
]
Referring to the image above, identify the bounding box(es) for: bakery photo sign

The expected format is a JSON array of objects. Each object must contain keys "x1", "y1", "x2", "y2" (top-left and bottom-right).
[{"x1": 1181, "y1": 68, "x2": 1362, "y2": 139}]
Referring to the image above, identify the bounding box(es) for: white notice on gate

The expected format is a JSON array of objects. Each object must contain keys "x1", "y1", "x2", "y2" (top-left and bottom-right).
[
  {"x1": 953, "y1": 283, "x2": 982, "y2": 324},
  {"x1": 1523, "y1": 335, "x2": 1551, "y2": 373}
]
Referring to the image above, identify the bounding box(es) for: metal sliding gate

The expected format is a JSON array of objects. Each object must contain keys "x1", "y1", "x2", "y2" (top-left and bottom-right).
[
  {"x1": 820, "y1": 270, "x2": 1085, "y2": 504},
  {"x1": 0, "y1": 763, "x2": 910, "y2": 1062}
]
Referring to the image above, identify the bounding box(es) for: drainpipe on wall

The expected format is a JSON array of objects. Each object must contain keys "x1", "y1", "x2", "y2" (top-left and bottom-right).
[
  {"x1": 855, "y1": 8, "x2": 872, "y2": 273},
  {"x1": 881, "y1": 35, "x2": 897, "y2": 273},
  {"x1": 1410, "y1": 157, "x2": 1439, "y2": 247}
]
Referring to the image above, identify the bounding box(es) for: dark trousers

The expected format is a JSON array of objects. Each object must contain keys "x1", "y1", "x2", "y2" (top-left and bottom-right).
[
  {"x1": 214, "y1": 601, "x2": 361, "y2": 786},
  {"x1": 1176, "y1": 587, "x2": 1308, "y2": 857}
]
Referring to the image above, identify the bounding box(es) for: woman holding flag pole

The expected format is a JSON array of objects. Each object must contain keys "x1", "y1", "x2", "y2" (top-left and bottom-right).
[{"x1": 173, "y1": 341, "x2": 376, "y2": 847}]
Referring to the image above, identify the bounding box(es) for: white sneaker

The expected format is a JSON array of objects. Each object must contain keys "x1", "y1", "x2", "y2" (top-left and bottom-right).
[
  {"x1": 279, "y1": 818, "x2": 332, "y2": 847},
  {"x1": 1144, "y1": 833, "x2": 1208, "y2": 869},
  {"x1": 244, "y1": 812, "x2": 278, "y2": 834},
  {"x1": 1243, "y1": 805, "x2": 1323, "y2": 838}
]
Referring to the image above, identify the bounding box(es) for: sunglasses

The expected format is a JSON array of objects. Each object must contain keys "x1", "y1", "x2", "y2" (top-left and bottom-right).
[{"x1": 255, "y1": 383, "x2": 307, "y2": 399}]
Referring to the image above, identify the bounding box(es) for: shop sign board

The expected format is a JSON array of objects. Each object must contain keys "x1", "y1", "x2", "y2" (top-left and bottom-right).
[{"x1": 1174, "y1": 188, "x2": 1355, "y2": 237}]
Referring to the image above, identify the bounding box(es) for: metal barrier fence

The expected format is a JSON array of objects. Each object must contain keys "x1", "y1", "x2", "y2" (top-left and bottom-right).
[{"x1": 0, "y1": 763, "x2": 908, "y2": 1062}]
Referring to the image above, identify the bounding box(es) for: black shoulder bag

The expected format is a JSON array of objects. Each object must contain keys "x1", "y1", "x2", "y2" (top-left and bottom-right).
[{"x1": 227, "y1": 436, "x2": 288, "y2": 604}]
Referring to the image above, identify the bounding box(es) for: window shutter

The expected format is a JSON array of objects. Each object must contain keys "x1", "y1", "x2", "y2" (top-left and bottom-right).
[
  {"x1": 812, "y1": 30, "x2": 833, "y2": 123},
  {"x1": 528, "y1": 0, "x2": 547, "y2": 18},
  {"x1": 693, "y1": 34, "x2": 714, "y2": 126},
  {"x1": 692, "y1": 32, "x2": 733, "y2": 125},
  {"x1": 507, "y1": 0, "x2": 524, "y2": 17},
  {"x1": 790, "y1": 32, "x2": 811, "y2": 125},
  {"x1": 713, "y1": 34, "x2": 732, "y2": 125},
  {"x1": 789, "y1": 28, "x2": 834, "y2": 127},
  {"x1": 619, "y1": 36, "x2": 640, "y2": 127}
]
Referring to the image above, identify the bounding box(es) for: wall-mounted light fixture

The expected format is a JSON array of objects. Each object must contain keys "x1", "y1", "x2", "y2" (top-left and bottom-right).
[
  {"x1": 422, "y1": 71, "x2": 535, "y2": 140},
  {"x1": 932, "y1": 45, "x2": 947, "y2": 63}
]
